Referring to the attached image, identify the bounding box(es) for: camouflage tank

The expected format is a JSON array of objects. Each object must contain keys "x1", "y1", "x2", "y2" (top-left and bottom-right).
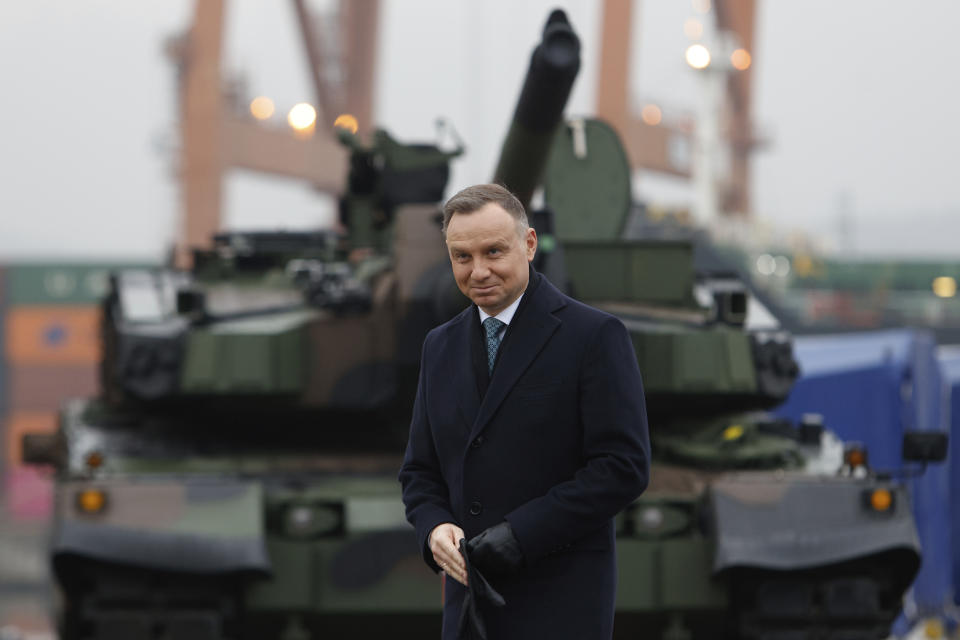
[
  {"x1": 21, "y1": 8, "x2": 946, "y2": 640},
  {"x1": 24, "y1": 157, "x2": 463, "y2": 637},
  {"x1": 534, "y1": 115, "x2": 947, "y2": 639},
  {"x1": 20, "y1": 10, "x2": 580, "y2": 640},
  {"x1": 21, "y1": 131, "x2": 481, "y2": 638}
]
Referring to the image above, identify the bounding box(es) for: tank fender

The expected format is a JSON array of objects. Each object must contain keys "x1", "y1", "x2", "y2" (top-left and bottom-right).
[
  {"x1": 52, "y1": 479, "x2": 270, "y2": 576},
  {"x1": 709, "y1": 476, "x2": 920, "y2": 578}
]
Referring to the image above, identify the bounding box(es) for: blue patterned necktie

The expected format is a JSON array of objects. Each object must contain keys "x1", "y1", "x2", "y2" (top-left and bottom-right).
[{"x1": 483, "y1": 317, "x2": 506, "y2": 374}]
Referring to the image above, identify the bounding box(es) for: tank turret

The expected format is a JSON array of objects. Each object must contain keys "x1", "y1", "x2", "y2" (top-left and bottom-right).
[{"x1": 99, "y1": 127, "x2": 463, "y2": 417}]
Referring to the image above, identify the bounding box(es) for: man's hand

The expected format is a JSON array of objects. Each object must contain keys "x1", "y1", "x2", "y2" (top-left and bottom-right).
[
  {"x1": 429, "y1": 523, "x2": 468, "y2": 586},
  {"x1": 466, "y1": 521, "x2": 524, "y2": 575}
]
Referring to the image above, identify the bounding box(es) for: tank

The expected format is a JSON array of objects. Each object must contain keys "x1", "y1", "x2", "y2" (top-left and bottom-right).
[
  {"x1": 22, "y1": 134, "x2": 476, "y2": 639},
  {"x1": 531, "y1": 114, "x2": 947, "y2": 639},
  {"x1": 20, "y1": 10, "x2": 580, "y2": 640},
  {"x1": 21, "y1": 8, "x2": 946, "y2": 640}
]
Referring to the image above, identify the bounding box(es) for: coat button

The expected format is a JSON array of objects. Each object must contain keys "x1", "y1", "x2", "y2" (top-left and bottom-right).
[
  {"x1": 469, "y1": 501, "x2": 482, "y2": 516},
  {"x1": 471, "y1": 436, "x2": 484, "y2": 448}
]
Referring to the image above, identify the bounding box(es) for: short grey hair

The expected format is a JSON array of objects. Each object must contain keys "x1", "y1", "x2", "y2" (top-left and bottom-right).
[{"x1": 441, "y1": 183, "x2": 528, "y2": 237}]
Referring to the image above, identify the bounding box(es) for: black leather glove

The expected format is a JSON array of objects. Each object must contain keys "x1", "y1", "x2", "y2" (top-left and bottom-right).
[
  {"x1": 466, "y1": 521, "x2": 524, "y2": 575},
  {"x1": 457, "y1": 538, "x2": 505, "y2": 640}
]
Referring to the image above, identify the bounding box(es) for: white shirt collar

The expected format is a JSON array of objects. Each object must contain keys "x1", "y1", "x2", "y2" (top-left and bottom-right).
[{"x1": 478, "y1": 291, "x2": 524, "y2": 329}]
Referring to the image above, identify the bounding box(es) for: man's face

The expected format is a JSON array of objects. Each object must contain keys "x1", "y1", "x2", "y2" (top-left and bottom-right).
[{"x1": 445, "y1": 203, "x2": 537, "y2": 316}]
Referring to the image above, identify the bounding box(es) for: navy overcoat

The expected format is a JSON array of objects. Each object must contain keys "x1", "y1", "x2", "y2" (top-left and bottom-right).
[{"x1": 399, "y1": 270, "x2": 650, "y2": 640}]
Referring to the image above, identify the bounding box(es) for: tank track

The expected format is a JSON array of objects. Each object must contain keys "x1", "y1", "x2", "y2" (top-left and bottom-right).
[
  {"x1": 59, "y1": 563, "x2": 241, "y2": 640},
  {"x1": 727, "y1": 561, "x2": 903, "y2": 640}
]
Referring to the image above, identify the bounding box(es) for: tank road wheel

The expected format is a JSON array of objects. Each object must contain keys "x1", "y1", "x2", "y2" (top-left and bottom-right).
[
  {"x1": 58, "y1": 562, "x2": 242, "y2": 640},
  {"x1": 726, "y1": 559, "x2": 906, "y2": 640}
]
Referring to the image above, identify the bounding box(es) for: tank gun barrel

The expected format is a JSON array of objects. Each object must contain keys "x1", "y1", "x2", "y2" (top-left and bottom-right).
[{"x1": 493, "y1": 9, "x2": 580, "y2": 210}]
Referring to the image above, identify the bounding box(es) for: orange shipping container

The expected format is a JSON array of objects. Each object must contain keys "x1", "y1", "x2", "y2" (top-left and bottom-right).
[
  {"x1": 1, "y1": 266, "x2": 7, "y2": 421},
  {"x1": 8, "y1": 364, "x2": 99, "y2": 411},
  {"x1": 4, "y1": 306, "x2": 101, "y2": 365}
]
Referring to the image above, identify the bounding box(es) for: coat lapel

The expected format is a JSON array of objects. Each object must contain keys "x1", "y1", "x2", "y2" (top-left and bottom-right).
[
  {"x1": 468, "y1": 273, "x2": 565, "y2": 442},
  {"x1": 454, "y1": 311, "x2": 482, "y2": 432}
]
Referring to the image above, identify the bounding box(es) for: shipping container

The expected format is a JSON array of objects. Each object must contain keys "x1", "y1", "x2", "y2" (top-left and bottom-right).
[
  {"x1": 0, "y1": 266, "x2": 7, "y2": 472},
  {"x1": 1, "y1": 263, "x2": 148, "y2": 522},
  {"x1": 5, "y1": 263, "x2": 149, "y2": 306},
  {"x1": 4, "y1": 466, "x2": 53, "y2": 520},
  {"x1": 8, "y1": 364, "x2": 98, "y2": 411},
  {"x1": 4, "y1": 306, "x2": 101, "y2": 366}
]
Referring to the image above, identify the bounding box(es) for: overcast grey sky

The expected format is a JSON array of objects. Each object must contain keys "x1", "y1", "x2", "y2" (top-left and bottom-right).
[{"x1": 1, "y1": 1, "x2": 958, "y2": 261}]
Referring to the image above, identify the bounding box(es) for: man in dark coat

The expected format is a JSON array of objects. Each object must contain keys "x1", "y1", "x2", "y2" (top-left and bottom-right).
[{"x1": 399, "y1": 184, "x2": 650, "y2": 640}]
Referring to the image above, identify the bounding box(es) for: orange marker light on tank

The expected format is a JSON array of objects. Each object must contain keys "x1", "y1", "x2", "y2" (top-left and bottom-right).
[{"x1": 76, "y1": 489, "x2": 107, "y2": 514}]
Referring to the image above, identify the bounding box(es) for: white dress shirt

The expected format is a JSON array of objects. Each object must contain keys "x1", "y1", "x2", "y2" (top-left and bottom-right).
[{"x1": 477, "y1": 292, "x2": 524, "y2": 341}]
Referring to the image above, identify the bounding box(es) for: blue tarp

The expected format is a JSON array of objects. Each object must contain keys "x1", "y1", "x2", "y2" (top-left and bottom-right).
[
  {"x1": 774, "y1": 329, "x2": 953, "y2": 623},
  {"x1": 937, "y1": 347, "x2": 960, "y2": 607}
]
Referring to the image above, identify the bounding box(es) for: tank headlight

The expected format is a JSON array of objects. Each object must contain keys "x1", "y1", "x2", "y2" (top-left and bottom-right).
[
  {"x1": 638, "y1": 507, "x2": 664, "y2": 530},
  {"x1": 284, "y1": 503, "x2": 342, "y2": 538},
  {"x1": 628, "y1": 503, "x2": 691, "y2": 538},
  {"x1": 286, "y1": 506, "x2": 315, "y2": 534},
  {"x1": 76, "y1": 488, "x2": 108, "y2": 515},
  {"x1": 863, "y1": 488, "x2": 894, "y2": 514}
]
